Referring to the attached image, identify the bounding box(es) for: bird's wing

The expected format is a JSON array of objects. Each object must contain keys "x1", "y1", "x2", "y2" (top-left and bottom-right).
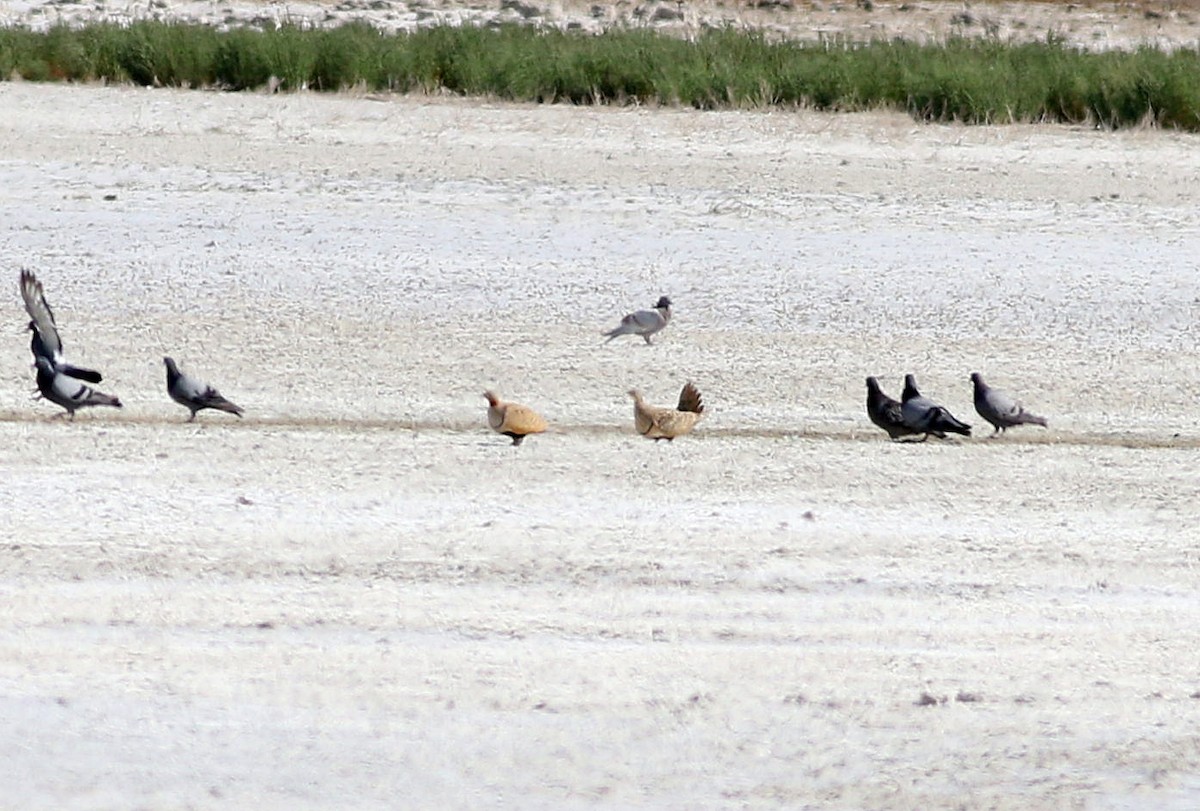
[
  {"x1": 195, "y1": 385, "x2": 242, "y2": 414},
  {"x1": 878, "y1": 398, "x2": 908, "y2": 432},
  {"x1": 500, "y1": 403, "x2": 547, "y2": 435},
  {"x1": 625, "y1": 309, "x2": 664, "y2": 332},
  {"x1": 985, "y1": 388, "x2": 1022, "y2": 420},
  {"x1": 175, "y1": 371, "x2": 212, "y2": 403},
  {"x1": 901, "y1": 395, "x2": 936, "y2": 429},
  {"x1": 657, "y1": 409, "x2": 700, "y2": 438},
  {"x1": 676, "y1": 382, "x2": 704, "y2": 414},
  {"x1": 20, "y1": 269, "x2": 63, "y2": 359},
  {"x1": 51, "y1": 370, "x2": 91, "y2": 405}
]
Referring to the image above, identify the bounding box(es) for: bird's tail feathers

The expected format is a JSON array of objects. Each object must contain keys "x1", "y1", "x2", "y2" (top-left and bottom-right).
[{"x1": 929, "y1": 407, "x2": 970, "y2": 436}]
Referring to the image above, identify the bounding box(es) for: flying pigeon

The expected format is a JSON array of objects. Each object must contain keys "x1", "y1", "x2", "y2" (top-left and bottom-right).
[
  {"x1": 970, "y1": 372, "x2": 1047, "y2": 436},
  {"x1": 483, "y1": 391, "x2": 548, "y2": 446},
  {"x1": 900, "y1": 374, "x2": 971, "y2": 440},
  {"x1": 629, "y1": 381, "x2": 704, "y2": 441},
  {"x1": 34, "y1": 356, "x2": 122, "y2": 418},
  {"x1": 865, "y1": 376, "x2": 920, "y2": 440},
  {"x1": 603, "y1": 296, "x2": 672, "y2": 344},
  {"x1": 19, "y1": 269, "x2": 103, "y2": 383},
  {"x1": 164, "y1": 357, "x2": 244, "y2": 421}
]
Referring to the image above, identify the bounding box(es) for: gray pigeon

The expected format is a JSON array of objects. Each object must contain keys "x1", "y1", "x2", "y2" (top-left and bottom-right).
[
  {"x1": 900, "y1": 374, "x2": 971, "y2": 439},
  {"x1": 164, "y1": 357, "x2": 244, "y2": 421},
  {"x1": 970, "y1": 372, "x2": 1047, "y2": 435},
  {"x1": 603, "y1": 296, "x2": 672, "y2": 344},
  {"x1": 865, "y1": 376, "x2": 919, "y2": 440},
  {"x1": 19, "y1": 269, "x2": 103, "y2": 384},
  {"x1": 34, "y1": 356, "x2": 121, "y2": 418}
]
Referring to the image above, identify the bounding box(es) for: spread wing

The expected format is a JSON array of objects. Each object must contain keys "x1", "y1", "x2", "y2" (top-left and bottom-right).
[{"x1": 20, "y1": 269, "x2": 63, "y2": 360}]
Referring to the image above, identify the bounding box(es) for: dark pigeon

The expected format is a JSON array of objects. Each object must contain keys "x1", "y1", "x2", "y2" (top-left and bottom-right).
[
  {"x1": 34, "y1": 356, "x2": 121, "y2": 418},
  {"x1": 164, "y1": 357, "x2": 244, "y2": 422},
  {"x1": 19, "y1": 269, "x2": 103, "y2": 384},
  {"x1": 866, "y1": 376, "x2": 919, "y2": 440},
  {"x1": 970, "y1": 372, "x2": 1047, "y2": 436},
  {"x1": 900, "y1": 374, "x2": 971, "y2": 440}
]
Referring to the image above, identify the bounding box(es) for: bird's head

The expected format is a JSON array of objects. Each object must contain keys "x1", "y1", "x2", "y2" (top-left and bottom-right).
[
  {"x1": 483, "y1": 391, "x2": 500, "y2": 407},
  {"x1": 969, "y1": 372, "x2": 983, "y2": 387},
  {"x1": 655, "y1": 296, "x2": 672, "y2": 310}
]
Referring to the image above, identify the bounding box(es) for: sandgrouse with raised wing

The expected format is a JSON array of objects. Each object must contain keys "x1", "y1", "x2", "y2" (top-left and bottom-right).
[{"x1": 629, "y1": 381, "x2": 705, "y2": 441}]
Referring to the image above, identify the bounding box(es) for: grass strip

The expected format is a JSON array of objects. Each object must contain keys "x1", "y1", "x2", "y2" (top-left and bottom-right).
[{"x1": 2, "y1": 21, "x2": 1199, "y2": 129}]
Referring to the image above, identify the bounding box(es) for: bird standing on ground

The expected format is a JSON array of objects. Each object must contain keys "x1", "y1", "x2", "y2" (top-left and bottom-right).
[
  {"x1": 164, "y1": 357, "x2": 244, "y2": 421},
  {"x1": 602, "y1": 296, "x2": 672, "y2": 344},
  {"x1": 970, "y1": 372, "x2": 1047, "y2": 436},
  {"x1": 629, "y1": 381, "x2": 705, "y2": 441},
  {"x1": 34, "y1": 356, "x2": 122, "y2": 418},
  {"x1": 900, "y1": 374, "x2": 972, "y2": 439},
  {"x1": 865, "y1": 376, "x2": 919, "y2": 440},
  {"x1": 19, "y1": 269, "x2": 103, "y2": 383},
  {"x1": 483, "y1": 391, "x2": 548, "y2": 446}
]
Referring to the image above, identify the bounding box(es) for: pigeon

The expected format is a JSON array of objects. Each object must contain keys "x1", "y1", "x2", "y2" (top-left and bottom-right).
[
  {"x1": 629, "y1": 381, "x2": 704, "y2": 441},
  {"x1": 970, "y1": 372, "x2": 1047, "y2": 436},
  {"x1": 900, "y1": 373, "x2": 971, "y2": 440},
  {"x1": 164, "y1": 357, "x2": 244, "y2": 421},
  {"x1": 865, "y1": 376, "x2": 920, "y2": 440},
  {"x1": 483, "y1": 391, "x2": 548, "y2": 446},
  {"x1": 34, "y1": 356, "x2": 122, "y2": 418},
  {"x1": 603, "y1": 296, "x2": 672, "y2": 344},
  {"x1": 19, "y1": 269, "x2": 103, "y2": 383}
]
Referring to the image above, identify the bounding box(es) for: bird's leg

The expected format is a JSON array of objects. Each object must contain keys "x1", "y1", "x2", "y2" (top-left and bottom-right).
[
  {"x1": 188, "y1": 412, "x2": 197, "y2": 423},
  {"x1": 643, "y1": 335, "x2": 652, "y2": 345}
]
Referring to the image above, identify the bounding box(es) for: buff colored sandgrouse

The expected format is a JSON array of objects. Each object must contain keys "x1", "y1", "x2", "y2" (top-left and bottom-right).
[
  {"x1": 629, "y1": 381, "x2": 704, "y2": 441},
  {"x1": 483, "y1": 391, "x2": 548, "y2": 446},
  {"x1": 970, "y1": 372, "x2": 1047, "y2": 436}
]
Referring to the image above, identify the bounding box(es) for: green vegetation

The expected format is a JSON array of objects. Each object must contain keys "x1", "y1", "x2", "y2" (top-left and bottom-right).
[{"x1": 2, "y1": 21, "x2": 1200, "y2": 130}]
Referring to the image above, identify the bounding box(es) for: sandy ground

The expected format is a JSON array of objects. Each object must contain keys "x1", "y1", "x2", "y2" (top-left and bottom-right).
[{"x1": 2, "y1": 80, "x2": 1200, "y2": 808}]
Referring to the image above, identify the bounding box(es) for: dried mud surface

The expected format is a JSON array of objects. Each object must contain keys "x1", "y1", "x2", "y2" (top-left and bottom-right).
[{"x1": 2, "y1": 80, "x2": 1200, "y2": 809}]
